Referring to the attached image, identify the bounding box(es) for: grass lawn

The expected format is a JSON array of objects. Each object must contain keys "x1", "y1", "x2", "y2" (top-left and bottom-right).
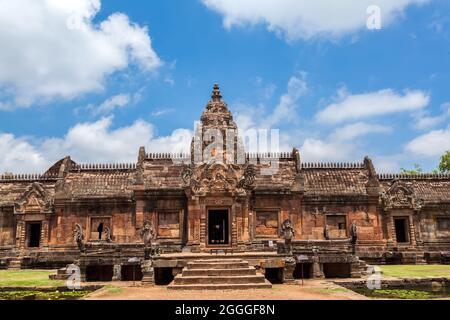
[
  {"x1": 0, "y1": 270, "x2": 64, "y2": 288},
  {"x1": 379, "y1": 265, "x2": 450, "y2": 278}
]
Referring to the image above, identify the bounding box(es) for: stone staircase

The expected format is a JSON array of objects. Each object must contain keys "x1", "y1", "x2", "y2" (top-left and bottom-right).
[
  {"x1": 167, "y1": 259, "x2": 272, "y2": 290},
  {"x1": 8, "y1": 258, "x2": 22, "y2": 270},
  {"x1": 357, "y1": 259, "x2": 370, "y2": 276},
  {"x1": 49, "y1": 267, "x2": 70, "y2": 280}
]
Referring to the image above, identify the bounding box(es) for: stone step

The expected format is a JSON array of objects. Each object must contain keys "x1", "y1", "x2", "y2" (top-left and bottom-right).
[
  {"x1": 182, "y1": 267, "x2": 257, "y2": 277},
  {"x1": 168, "y1": 282, "x2": 272, "y2": 290},
  {"x1": 187, "y1": 261, "x2": 249, "y2": 269},
  {"x1": 49, "y1": 274, "x2": 70, "y2": 280},
  {"x1": 173, "y1": 274, "x2": 267, "y2": 285},
  {"x1": 193, "y1": 259, "x2": 243, "y2": 263},
  {"x1": 57, "y1": 267, "x2": 68, "y2": 275},
  {"x1": 8, "y1": 259, "x2": 22, "y2": 270}
]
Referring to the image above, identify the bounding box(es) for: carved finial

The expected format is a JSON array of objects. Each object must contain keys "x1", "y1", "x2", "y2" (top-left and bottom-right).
[
  {"x1": 211, "y1": 83, "x2": 222, "y2": 102},
  {"x1": 364, "y1": 156, "x2": 377, "y2": 179}
]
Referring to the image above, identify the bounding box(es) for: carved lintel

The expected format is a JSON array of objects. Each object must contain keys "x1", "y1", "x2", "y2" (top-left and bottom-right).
[
  {"x1": 14, "y1": 182, "x2": 53, "y2": 215},
  {"x1": 380, "y1": 180, "x2": 423, "y2": 211},
  {"x1": 181, "y1": 162, "x2": 255, "y2": 196}
]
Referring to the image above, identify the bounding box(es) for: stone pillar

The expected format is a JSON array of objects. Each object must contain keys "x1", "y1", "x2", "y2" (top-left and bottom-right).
[
  {"x1": 112, "y1": 264, "x2": 122, "y2": 281},
  {"x1": 386, "y1": 214, "x2": 395, "y2": 248},
  {"x1": 135, "y1": 198, "x2": 145, "y2": 230},
  {"x1": 41, "y1": 220, "x2": 50, "y2": 247},
  {"x1": 312, "y1": 257, "x2": 324, "y2": 279},
  {"x1": 408, "y1": 215, "x2": 417, "y2": 245},
  {"x1": 283, "y1": 257, "x2": 296, "y2": 283},
  {"x1": 141, "y1": 260, "x2": 155, "y2": 285},
  {"x1": 76, "y1": 259, "x2": 87, "y2": 282},
  {"x1": 16, "y1": 220, "x2": 27, "y2": 250}
]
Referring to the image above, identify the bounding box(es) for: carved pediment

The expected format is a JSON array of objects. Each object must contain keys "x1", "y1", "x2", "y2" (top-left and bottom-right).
[
  {"x1": 380, "y1": 180, "x2": 423, "y2": 211},
  {"x1": 182, "y1": 162, "x2": 255, "y2": 196},
  {"x1": 15, "y1": 182, "x2": 53, "y2": 214}
]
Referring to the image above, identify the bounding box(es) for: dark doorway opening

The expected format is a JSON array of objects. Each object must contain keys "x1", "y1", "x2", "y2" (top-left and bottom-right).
[
  {"x1": 293, "y1": 263, "x2": 312, "y2": 279},
  {"x1": 208, "y1": 210, "x2": 229, "y2": 245},
  {"x1": 27, "y1": 223, "x2": 41, "y2": 248},
  {"x1": 264, "y1": 268, "x2": 283, "y2": 284},
  {"x1": 86, "y1": 265, "x2": 113, "y2": 282},
  {"x1": 97, "y1": 222, "x2": 104, "y2": 240},
  {"x1": 154, "y1": 267, "x2": 174, "y2": 285},
  {"x1": 121, "y1": 265, "x2": 143, "y2": 281},
  {"x1": 323, "y1": 263, "x2": 351, "y2": 278},
  {"x1": 394, "y1": 218, "x2": 409, "y2": 243}
]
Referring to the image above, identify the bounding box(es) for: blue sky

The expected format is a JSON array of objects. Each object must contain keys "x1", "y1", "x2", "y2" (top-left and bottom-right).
[{"x1": 0, "y1": 0, "x2": 449, "y2": 173}]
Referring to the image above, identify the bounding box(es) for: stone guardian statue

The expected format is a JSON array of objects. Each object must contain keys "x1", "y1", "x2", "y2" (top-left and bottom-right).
[
  {"x1": 281, "y1": 219, "x2": 295, "y2": 255},
  {"x1": 140, "y1": 220, "x2": 156, "y2": 260},
  {"x1": 104, "y1": 226, "x2": 113, "y2": 243},
  {"x1": 73, "y1": 224, "x2": 86, "y2": 252},
  {"x1": 350, "y1": 221, "x2": 358, "y2": 244}
]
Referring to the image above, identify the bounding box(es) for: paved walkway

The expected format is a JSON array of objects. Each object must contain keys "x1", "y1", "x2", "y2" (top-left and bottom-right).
[{"x1": 84, "y1": 280, "x2": 368, "y2": 300}]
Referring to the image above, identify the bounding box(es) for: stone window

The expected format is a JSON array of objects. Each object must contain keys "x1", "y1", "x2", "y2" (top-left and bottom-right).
[
  {"x1": 90, "y1": 217, "x2": 111, "y2": 241},
  {"x1": 157, "y1": 211, "x2": 180, "y2": 239},
  {"x1": 255, "y1": 211, "x2": 279, "y2": 237},
  {"x1": 326, "y1": 215, "x2": 347, "y2": 238},
  {"x1": 436, "y1": 218, "x2": 450, "y2": 231}
]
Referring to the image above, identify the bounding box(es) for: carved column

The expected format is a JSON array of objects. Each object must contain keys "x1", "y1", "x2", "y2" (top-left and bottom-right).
[
  {"x1": 15, "y1": 220, "x2": 26, "y2": 250},
  {"x1": 112, "y1": 265, "x2": 122, "y2": 281},
  {"x1": 385, "y1": 213, "x2": 395, "y2": 247},
  {"x1": 141, "y1": 260, "x2": 155, "y2": 285},
  {"x1": 186, "y1": 195, "x2": 201, "y2": 250},
  {"x1": 283, "y1": 257, "x2": 296, "y2": 283},
  {"x1": 41, "y1": 220, "x2": 50, "y2": 247},
  {"x1": 135, "y1": 198, "x2": 145, "y2": 231},
  {"x1": 414, "y1": 211, "x2": 423, "y2": 246},
  {"x1": 312, "y1": 251, "x2": 324, "y2": 279}
]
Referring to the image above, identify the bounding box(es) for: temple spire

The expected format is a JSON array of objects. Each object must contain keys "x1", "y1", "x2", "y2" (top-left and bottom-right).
[{"x1": 211, "y1": 83, "x2": 222, "y2": 102}]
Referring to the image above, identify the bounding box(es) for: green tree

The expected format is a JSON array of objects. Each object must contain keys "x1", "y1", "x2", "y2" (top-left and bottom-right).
[
  {"x1": 439, "y1": 151, "x2": 450, "y2": 173},
  {"x1": 400, "y1": 163, "x2": 423, "y2": 175}
]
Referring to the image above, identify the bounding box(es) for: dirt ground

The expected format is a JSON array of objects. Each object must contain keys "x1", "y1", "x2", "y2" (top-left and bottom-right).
[{"x1": 84, "y1": 280, "x2": 368, "y2": 300}]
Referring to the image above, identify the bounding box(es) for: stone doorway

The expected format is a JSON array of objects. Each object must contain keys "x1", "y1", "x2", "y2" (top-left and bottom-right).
[
  {"x1": 394, "y1": 217, "x2": 410, "y2": 243},
  {"x1": 27, "y1": 222, "x2": 41, "y2": 248},
  {"x1": 207, "y1": 209, "x2": 230, "y2": 246}
]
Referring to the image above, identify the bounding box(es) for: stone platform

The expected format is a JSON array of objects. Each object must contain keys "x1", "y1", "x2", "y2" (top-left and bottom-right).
[{"x1": 153, "y1": 251, "x2": 285, "y2": 274}]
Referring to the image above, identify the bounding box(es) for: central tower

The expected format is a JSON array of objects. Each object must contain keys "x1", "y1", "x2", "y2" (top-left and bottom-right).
[{"x1": 191, "y1": 84, "x2": 245, "y2": 164}]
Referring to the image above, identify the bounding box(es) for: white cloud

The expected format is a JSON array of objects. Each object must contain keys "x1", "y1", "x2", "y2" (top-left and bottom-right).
[
  {"x1": 74, "y1": 91, "x2": 143, "y2": 116},
  {"x1": 0, "y1": 117, "x2": 193, "y2": 173},
  {"x1": 413, "y1": 102, "x2": 450, "y2": 130},
  {"x1": 202, "y1": 0, "x2": 429, "y2": 41},
  {"x1": 316, "y1": 88, "x2": 430, "y2": 124},
  {"x1": 262, "y1": 76, "x2": 307, "y2": 128},
  {"x1": 301, "y1": 138, "x2": 356, "y2": 162},
  {"x1": 235, "y1": 75, "x2": 307, "y2": 131},
  {"x1": 300, "y1": 122, "x2": 391, "y2": 162},
  {"x1": 330, "y1": 122, "x2": 391, "y2": 141},
  {"x1": 0, "y1": 134, "x2": 48, "y2": 173},
  {"x1": 414, "y1": 114, "x2": 445, "y2": 130},
  {"x1": 151, "y1": 108, "x2": 175, "y2": 117},
  {"x1": 92, "y1": 94, "x2": 131, "y2": 115},
  {"x1": 406, "y1": 127, "x2": 450, "y2": 157},
  {"x1": 0, "y1": 0, "x2": 161, "y2": 108}
]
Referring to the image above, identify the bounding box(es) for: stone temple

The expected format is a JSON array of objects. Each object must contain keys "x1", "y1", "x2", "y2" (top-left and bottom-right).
[{"x1": 1, "y1": 85, "x2": 449, "y2": 287}]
